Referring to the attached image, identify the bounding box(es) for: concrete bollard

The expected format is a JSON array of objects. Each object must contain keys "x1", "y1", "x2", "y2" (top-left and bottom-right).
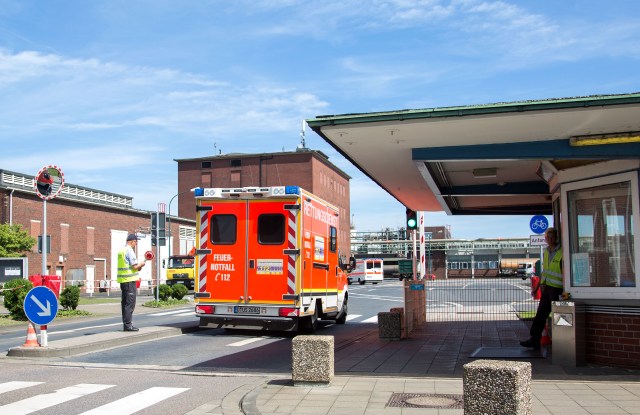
[
  {"x1": 291, "y1": 335, "x2": 334, "y2": 385},
  {"x1": 377, "y1": 311, "x2": 402, "y2": 340},
  {"x1": 389, "y1": 307, "x2": 405, "y2": 338},
  {"x1": 463, "y1": 359, "x2": 532, "y2": 415}
]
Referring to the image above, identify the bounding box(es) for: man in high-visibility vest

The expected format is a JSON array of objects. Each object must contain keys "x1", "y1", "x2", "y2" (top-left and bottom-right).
[
  {"x1": 118, "y1": 233, "x2": 147, "y2": 331},
  {"x1": 520, "y1": 227, "x2": 563, "y2": 350}
]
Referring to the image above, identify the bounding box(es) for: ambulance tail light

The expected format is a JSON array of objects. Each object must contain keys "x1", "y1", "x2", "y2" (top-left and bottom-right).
[
  {"x1": 196, "y1": 305, "x2": 214, "y2": 314},
  {"x1": 279, "y1": 307, "x2": 299, "y2": 317}
]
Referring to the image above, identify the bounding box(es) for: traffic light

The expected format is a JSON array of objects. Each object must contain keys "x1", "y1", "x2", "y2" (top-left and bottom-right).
[
  {"x1": 406, "y1": 208, "x2": 417, "y2": 230},
  {"x1": 150, "y1": 212, "x2": 166, "y2": 246}
]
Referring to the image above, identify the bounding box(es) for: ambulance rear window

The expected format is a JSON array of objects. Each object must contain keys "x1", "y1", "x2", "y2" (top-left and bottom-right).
[
  {"x1": 210, "y1": 214, "x2": 236, "y2": 244},
  {"x1": 258, "y1": 214, "x2": 285, "y2": 244}
]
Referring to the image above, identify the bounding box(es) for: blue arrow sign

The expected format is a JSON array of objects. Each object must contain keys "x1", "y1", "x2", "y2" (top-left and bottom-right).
[
  {"x1": 23, "y1": 286, "x2": 58, "y2": 326},
  {"x1": 529, "y1": 215, "x2": 549, "y2": 234}
]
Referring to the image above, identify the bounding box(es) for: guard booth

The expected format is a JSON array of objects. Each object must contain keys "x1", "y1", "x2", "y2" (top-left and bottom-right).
[{"x1": 308, "y1": 92, "x2": 640, "y2": 369}]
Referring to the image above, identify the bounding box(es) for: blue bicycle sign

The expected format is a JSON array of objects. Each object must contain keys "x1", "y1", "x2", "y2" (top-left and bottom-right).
[{"x1": 529, "y1": 215, "x2": 549, "y2": 234}]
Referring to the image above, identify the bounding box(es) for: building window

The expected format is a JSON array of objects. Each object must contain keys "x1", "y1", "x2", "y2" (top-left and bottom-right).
[
  {"x1": 201, "y1": 161, "x2": 212, "y2": 168},
  {"x1": 230, "y1": 159, "x2": 241, "y2": 167},
  {"x1": 562, "y1": 171, "x2": 639, "y2": 299},
  {"x1": 60, "y1": 224, "x2": 69, "y2": 254},
  {"x1": 201, "y1": 172, "x2": 211, "y2": 187},
  {"x1": 30, "y1": 220, "x2": 40, "y2": 253},
  {"x1": 230, "y1": 171, "x2": 241, "y2": 186},
  {"x1": 87, "y1": 226, "x2": 95, "y2": 256}
]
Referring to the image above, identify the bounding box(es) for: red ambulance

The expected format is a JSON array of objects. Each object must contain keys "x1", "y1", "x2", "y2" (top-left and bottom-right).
[{"x1": 193, "y1": 186, "x2": 349, "y2": 332}]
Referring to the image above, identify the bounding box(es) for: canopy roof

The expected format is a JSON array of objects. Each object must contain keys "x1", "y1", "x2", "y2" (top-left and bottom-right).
[{"x1": 307, "y1": 93, "x2": 640, "y2": 215}]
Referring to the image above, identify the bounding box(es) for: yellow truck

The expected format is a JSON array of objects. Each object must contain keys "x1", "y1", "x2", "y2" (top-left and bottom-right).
[{"x1": 165, "y1": 254, "x2": 195, "y2": 290}]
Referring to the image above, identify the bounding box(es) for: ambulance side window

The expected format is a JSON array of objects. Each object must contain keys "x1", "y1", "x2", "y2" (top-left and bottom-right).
[
  {"x1": 329, "y1": 226, "x2": 337, "y2": 252},
  {"x1": 258, "y1": 214, "x2": 285, "y2": 244},
  {"x1": 210, "y1": 214, "x2": 236, "y2": 244}
]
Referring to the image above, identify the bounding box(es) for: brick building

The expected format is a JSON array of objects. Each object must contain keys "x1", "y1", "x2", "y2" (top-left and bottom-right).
[
  {"x1": 175, "y1": 149, "x2": 352, "y2": 255},
  {"x1": 0, "y1": 169, "x2": 195, "y2": 289}
]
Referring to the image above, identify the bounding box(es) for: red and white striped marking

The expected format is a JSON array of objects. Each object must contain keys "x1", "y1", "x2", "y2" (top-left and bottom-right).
[
  {"x1": 286, "y1": 210, "x2": 296, "y2": 294},
  {"x1": 198, "y1": 210, "x2": 209, "y2": 293}
]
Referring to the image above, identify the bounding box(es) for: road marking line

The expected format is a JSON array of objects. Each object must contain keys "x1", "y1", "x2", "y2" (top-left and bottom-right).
[
  {"x1": 78, "y1": 387, "x2": 189, "y2": 415},
  {"x1": 345, "y1": 314, "x2": 361, "y2": 321},
  {"x1": 172, "y1": 311, "x2": 196, "y2": 317},
  {"x1": 0, "y1": 381, "x2": 43, "y2": 394},
  {"x1": 361, "y1": 316, "x2": 378, "y2": 323},
  {"x1": 50, "y1": 322, "x2": 122, "y2": 335},
  {"x1": 228, "y1": 337, "x2": 268, "y2": 347},
  {"x1": 0, "y1": 383, "x2": 115, "y2": 415},
  {"x1": 148, "y1": 308, "x2": 193, "y2": 316}
]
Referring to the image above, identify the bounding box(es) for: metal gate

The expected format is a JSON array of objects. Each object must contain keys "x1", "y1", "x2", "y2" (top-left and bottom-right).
[{"x1": 424, "y1": 276, "x2": 538, "y2": 322}]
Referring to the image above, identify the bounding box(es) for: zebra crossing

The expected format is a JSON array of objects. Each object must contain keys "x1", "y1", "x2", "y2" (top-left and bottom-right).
[{"x1": 0, "y1": 381, "x2": 189, "y2": 415}]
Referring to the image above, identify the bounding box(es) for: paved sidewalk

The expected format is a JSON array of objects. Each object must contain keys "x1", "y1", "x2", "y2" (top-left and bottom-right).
[
  {"x1": 238, "y1": 375, "x2": 640, "y2": 415},
  {"x1": 3, "y1": 297, "x2": 640, "y2": 414}
]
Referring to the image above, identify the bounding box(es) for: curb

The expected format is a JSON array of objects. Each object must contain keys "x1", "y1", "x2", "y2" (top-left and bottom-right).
[{"x1": 7, "y1": 326, "x2": 185, "y2": 358}]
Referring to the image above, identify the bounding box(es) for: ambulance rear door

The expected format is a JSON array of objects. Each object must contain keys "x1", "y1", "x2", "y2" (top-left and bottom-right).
[
  {"x1": 246, "y1": 198, "x2": 296, "y2": 305},
  {"x1": 199, "y1": 199, "x2": 247, "y2": 303}
]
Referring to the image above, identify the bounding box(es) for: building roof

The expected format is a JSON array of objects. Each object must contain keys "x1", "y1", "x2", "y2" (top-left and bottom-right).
[
  {"x1": 307, "y1": 92, "x2": 640, "y2": 215},
  {"x1": 174, "y1": 148, "x2": 351, "y2": 180}
]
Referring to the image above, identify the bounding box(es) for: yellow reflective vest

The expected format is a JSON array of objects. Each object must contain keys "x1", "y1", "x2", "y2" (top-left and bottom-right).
[
  {"x1": 542, "y1": 247, "x2": 563, "y2": 288},
  {"x1": 117, "y1": 247, "x2": 139, "y2": 283}
]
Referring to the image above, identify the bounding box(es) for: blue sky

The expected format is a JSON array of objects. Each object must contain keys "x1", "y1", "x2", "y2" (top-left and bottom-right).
[{"x1": 1, "y1": 1, "x2": 639, "y2": 239}]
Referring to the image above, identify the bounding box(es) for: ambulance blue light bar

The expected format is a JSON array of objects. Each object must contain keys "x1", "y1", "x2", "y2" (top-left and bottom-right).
[
  {"x1": 285, "y1": 186, "x2": 300, "y2": 195},
  {"x1": 194, "y1": 187, "x2": 204, "y2": 197}
]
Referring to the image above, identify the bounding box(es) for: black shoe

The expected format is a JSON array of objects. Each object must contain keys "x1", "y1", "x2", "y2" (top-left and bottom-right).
[
  {"x1": 519, "y1": 338, "x2": 540, "y2": 350},
  {"x1": 124, "y1": 327, "x2": 139, "y2": 332}
]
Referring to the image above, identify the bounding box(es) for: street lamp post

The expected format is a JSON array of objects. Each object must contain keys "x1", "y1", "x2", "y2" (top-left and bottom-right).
[{"x1": 167, "y1": 187, "x2": 199, "y2": 259}]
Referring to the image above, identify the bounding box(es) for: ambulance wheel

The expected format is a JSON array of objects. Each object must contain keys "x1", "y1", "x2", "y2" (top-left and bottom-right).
[
  {"x1": 336, "y1": 297, "x2": 348, "y2": 324},
  {"x1": 301, "y1": 308, "x2": 318, "y2": 333},
  {"x1": 359, "y1": 279, "x2": 365, "y2": 285}
]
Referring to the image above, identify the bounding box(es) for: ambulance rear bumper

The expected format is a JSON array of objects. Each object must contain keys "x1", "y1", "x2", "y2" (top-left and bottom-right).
[{"x1": 199, "y1": 314, "x2": 299, "y2": 331}]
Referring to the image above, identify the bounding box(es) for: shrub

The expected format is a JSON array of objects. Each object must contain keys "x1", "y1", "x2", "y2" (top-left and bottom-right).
[
  {"x1": 60, "y1": 285, "x2": 80, "y2": 310},
  {"x1": 153, "y1": 284, "x2": 173, "y2": 301},
  {"x1": 2, "y1": 278, "x2": 33, "y2": 319},
  {"x1": 171, "y1": 284, "x2": 188, "y2": 300}
]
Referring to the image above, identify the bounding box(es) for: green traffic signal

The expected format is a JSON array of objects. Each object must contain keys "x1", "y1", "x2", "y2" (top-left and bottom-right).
[{"x1": 406, "y1": 209, "x2": 417, "y2": 230}]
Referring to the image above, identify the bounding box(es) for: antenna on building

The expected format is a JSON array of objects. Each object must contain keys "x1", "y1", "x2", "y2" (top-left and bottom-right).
[
  {"x1": 214, "y1": 142, "x2": 217, "y2": 154},
  {"x1": 297, "y1": 119, "x2": 308, "y2": 151}
]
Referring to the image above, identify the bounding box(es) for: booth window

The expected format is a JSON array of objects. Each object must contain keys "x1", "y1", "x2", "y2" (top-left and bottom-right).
[{"x1": 567, "y1": 177, "x2": 636, "y2": 289}]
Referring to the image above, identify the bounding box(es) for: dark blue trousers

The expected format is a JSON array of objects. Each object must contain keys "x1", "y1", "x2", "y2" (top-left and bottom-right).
[{"x1": 120, "y1": 281, "x2": 137, "y2": 330}]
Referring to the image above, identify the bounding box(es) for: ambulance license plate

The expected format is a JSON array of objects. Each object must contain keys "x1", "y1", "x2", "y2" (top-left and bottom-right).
[{"x1": 235, "y1": 306, "x2": 260, "y2": 314}]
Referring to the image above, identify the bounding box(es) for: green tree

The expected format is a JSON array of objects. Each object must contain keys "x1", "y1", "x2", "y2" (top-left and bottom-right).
[
  {"x1": 60, "y1": 286, "x2": 81, "y2": 310},
  {"x1": 3, "y1": 278, "x2": 34, "y2": 319},
  {"x1": 0, "y1": 224, "x2": 36, "y2": 257}
]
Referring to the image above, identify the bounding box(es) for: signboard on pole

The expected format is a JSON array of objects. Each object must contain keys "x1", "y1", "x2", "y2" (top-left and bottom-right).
[
  {"x1": 23, "y1": 286, "x2": 58, "y2": 326},
  {"x1": 529, "y1": 215, "x2": 549, "y2": 234},
  {"x1": 530, "y1": 234, "x2": 547, "y2": 247}
]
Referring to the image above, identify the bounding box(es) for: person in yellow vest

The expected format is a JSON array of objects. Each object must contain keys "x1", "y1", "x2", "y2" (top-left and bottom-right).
[
  {"x1": 520, "y1": 227, "x2": 563, "y2": 350},
  {"x1": 118, "y1": 233, "x2": 147, "y2": 331}
]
